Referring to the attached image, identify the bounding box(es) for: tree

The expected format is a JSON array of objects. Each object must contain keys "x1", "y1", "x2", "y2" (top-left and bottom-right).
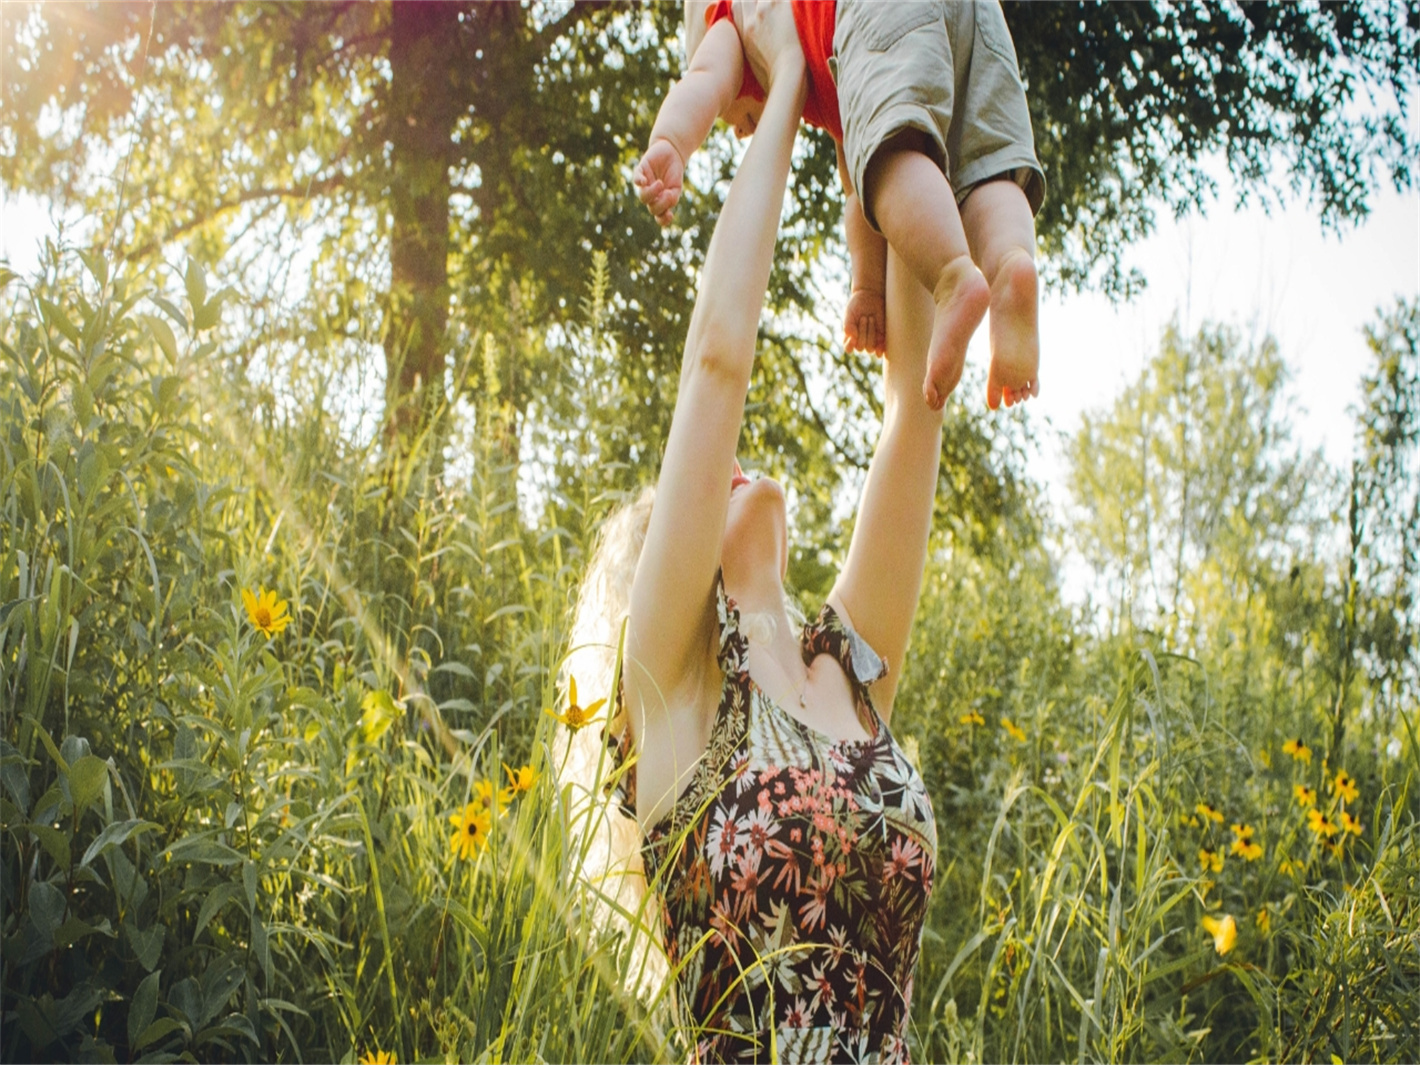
[
  {"x1": 1067, "y1": 320, "x2": 1321, "y2": 643},
  {"x1": 1330, "y1": 298, "x2": 1420, "y2": 754},
  {"x1": 2, "y1": 1, "x2": 1414, "y2": 542}
]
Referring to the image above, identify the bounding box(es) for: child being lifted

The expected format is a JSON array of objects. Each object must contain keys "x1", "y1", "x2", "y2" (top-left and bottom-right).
[{"x1": 634, "y1": 0, "x2": 1047, "y2": 411}]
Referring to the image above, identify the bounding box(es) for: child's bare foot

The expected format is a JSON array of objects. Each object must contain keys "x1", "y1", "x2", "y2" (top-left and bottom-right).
[
  {"x1": 924, "y1": 256, "x2": 989, "y2": 410},
  {"x1": 985, "y1": 248, "x2": 1039, "y2": 410}
]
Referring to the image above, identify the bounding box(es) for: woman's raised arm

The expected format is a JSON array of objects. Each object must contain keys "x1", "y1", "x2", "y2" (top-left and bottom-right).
[
  {"x1": 625, "y1": 47, "x2": 807, "y2": 753},
  {"x1": 829, "y1": 249, "x2": 944, "y2": 722}
]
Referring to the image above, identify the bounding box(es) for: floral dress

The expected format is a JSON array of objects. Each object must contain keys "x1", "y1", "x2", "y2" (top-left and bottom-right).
[{"x1": 616, "y1": 577, "x2": 937, "y2": 1064}]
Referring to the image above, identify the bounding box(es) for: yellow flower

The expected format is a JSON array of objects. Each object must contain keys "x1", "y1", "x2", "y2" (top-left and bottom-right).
[
  {"x1": 1178, "y1": 812, "x2": 1201, "y2": 828},
  {"x1": 1258, "y1": 747, "x2": 1272, "y2": 769},
  {"x1": 1294, "y1": 783, "x2": 1316, "y2": 808},
  {"x1": 1330, "y1": 769, "x2": 1358, "y2": 804},
  {"x1": 473, "y1": 777, "x2": 510, "y2": 814},
  {"x1": 359, "y1": 1052, "x2": 395, "y2": 1065},
  {"x1": 545, "y1": 675, "x2": 606, "y2": 731},
  {"x1": 448, "y1": 802, "x2": 492, "y2": 860},
  {"x1": 1339, "y1": 810, "x2": 1363, "y2": 837},
  {"x1": 503, "y1": 762, "x2": 538, "y2": 795},
  {"x1": 1001, "y1": 717, "x2": 1027, "y2": 742},
  {"x1": 1202, "y1": 913, "x2": 1237, "y2": 956},
  {"x1": 1196, "y1": 802, "x2": 1224, "y2": 824},
  {"x1": 242, "y1": 586, "x2": 292, "y2": 637},
  {"x1": 1307, "y1": 808, "x2": 1339, "y2": 839},
  {"x1": 1282, "y1": 738, "x2": 1313, "y2": 765},
  {"x1": 1279, "y1": 856, "x2": 1301, "y2": 877},
  {"x1": 1198, "y1": 847, "x2": 1224, "y2": 873},
  {"x1": 960, "y1": 711, "x2": 985, "y2": 727},
  {"x1": 1229, "y1": 823, "x2": 1263, "y2": 861},
  {"x1": 1256, "y1": 906, "x2": 1271, "y2": 936}
]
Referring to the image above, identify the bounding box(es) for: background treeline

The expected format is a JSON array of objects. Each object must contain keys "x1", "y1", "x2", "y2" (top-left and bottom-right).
[{"x1": 2, "y1": 2, "x2": 1418, "y2": 1062}]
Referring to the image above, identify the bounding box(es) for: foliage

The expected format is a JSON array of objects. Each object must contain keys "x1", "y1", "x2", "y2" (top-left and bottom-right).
[{"x1": 3, "y1": 248, "x2": 1416, "y2": 1064}]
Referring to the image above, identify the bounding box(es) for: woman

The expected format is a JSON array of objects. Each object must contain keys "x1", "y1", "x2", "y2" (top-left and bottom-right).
[{"x1": 567, "y1": 15, "x2": 945, "y2": 1063}]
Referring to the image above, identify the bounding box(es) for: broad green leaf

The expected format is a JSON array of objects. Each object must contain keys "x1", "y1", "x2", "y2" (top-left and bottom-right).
[
  {"x1": 80, "y1": 818, "x2": 158, "y2": 868},
  {"x1": 128, "y1": 970, "x2": 161, "y2": 1048},
  {"x1": 68, "y1": 755, "x2": 108, "y2": 815}
]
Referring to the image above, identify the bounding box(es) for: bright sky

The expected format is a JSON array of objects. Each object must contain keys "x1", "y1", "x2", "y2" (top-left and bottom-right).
[{"x1": 1020, "y1": 178, "x2": 1420, "y2": 487}]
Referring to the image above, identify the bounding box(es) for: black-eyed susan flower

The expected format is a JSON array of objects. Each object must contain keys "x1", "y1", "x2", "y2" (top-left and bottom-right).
[
  {"x1": 1202, "y1": 913, "x2": 1236, "y2": 956},
  {"x1": 1179, "y1": 811, "x2": 1201, "y2": 828},
  {"x1": 1256, "y1": 906, "x2": 1271, "y2": 936},
  {"x1": 1198, "y1": 847, "x2": 1224, "y2": 873},
  {"x1": 1279, "y1": 856, "x2": 1301, "y2": 877},
  {"x1": 1307, "y1": 808, "x2": 1339, "y2": 839},
  {"x1": 960, "y1": 711, "x2": 985, "y2": 727},
  {"x1": 1330, "y1": 768, "x2": 1358, "y2": 804},
  {"x1": 1282, "y1": 738, "x2": 1312, "y2": 765},
  {"x1": 449, "y1": 802, "x2": 492, "y2": 860},
  {"x1": 473, "y1": 777, "x2": 510, "y2": 815},
  {"x1": 358, "y1": 1051, "x2": 395, "y2": 1065},
  {"x1": 1001, "y1": 717, "x2": 1027, "y2": 742},
  {"x1": 1229, "y1": 823, "x2": 1263, "y2": 861},
  {"x1": 545, "y1": 675, "x2": 606, "y2": 731},
  {"x1": 1196, "y1": 802, "x2": 1224, "y2": 824},
  {"x1": 1339, "y1": 810, "x2": 1363, "y2": 837},
  {"x1": 1293, "y1": 783, "x2": 1316, "y2": 808},
  {"x1": 242, "y1": 586, "x2": 292, "y2": 637}
]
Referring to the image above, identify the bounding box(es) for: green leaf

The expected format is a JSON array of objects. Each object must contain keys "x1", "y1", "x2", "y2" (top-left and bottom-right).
[
  {"x1": 0, "y1": 264, "x2": 17, "y2": 290},
  {"x1": 141, "y1": 314, "x2": 180, "y2": 365},
  {"x1": 164, "y1": 836, "x2": 244, "y2": 867},
  {"x1": 133, "y1": 1016, "x2": 185, "y2": 1052},
  {"x1": 125, "y1": 920, "x2": 165, "y2": 972},
  {"x1": 128, "y1": 970, "x2": 161, "y2": 1048},
  {"x1": 68, "y1": 755, "x2": 108, "y2": 815},
  {"x1": 29, "y1": 880, "x2": 66, "y2": 937},
  {"x1": 194, "y1": 881, "x2": 243, "y2": 937},
  {"x1": 360, "y1": 689, "x2": 400, "y2": 744},
  {"x1": 432, "y1": 660, "x2": 476, "y2": 679},
  {"x1": 184, "y1": 259, "x2": 207, "y2": 313}
]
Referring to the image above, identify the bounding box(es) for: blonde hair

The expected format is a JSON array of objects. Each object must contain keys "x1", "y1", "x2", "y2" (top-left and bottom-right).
[{"x1": 552, "y1": 487, "x2": 669, "y2": 998}]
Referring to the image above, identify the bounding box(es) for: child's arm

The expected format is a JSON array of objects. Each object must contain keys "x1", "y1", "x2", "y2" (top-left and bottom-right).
[
  {"x1": 839, "y1": 142, "x2": 888, "y2": 355},
  {"x1": 634, "y1": 18, "x2": 746, "y2": 226}
]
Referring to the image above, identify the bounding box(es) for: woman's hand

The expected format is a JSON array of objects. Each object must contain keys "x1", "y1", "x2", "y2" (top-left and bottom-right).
[{"x1": 731, "y1": 0, "x2": 804, "y2": 91}]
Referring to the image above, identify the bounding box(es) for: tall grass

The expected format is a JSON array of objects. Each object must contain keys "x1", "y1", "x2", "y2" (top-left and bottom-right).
[{"x1": 2, "y1": 250, "x2": 1416, "y2": 1063}]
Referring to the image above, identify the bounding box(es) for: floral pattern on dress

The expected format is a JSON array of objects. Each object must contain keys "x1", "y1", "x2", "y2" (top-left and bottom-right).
[{"x1": 616, "y1": 575, "x2": 936, "y2": 1064}]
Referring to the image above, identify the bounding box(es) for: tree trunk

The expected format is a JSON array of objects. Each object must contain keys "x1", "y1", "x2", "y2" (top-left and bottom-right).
[{"x1": 384, "y1": 0, "x2": 460, "y2": 443}]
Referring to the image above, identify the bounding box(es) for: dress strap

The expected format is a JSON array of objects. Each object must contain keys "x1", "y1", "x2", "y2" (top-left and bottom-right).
[
  {"x1": 714, "y1": 569, "x2": 751, "y2": 679},
  {"x1": 802, "y1": 602, "x2": 888, "y2": 695}
]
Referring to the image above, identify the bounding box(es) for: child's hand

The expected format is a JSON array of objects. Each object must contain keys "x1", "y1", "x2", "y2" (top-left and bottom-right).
[
  {"x1": 844, "y1": 287, "x2": 886, "y2": 356},
  {"x1": 633, "y1": 139, "x2": 685, "y2": 226}
]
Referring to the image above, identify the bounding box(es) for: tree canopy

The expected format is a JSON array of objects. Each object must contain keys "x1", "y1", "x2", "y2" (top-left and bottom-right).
[{"x1": 2, "y1": 0, "x2": 1415, "y2": 516}]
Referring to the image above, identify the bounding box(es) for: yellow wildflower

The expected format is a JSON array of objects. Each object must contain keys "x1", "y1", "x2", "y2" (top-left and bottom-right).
[
  {"x1": 960, "y1": 710, "x2": 985, "y2": 726},
  {"x1": 1178, "y1": 812, "x2": 1201, "y2": 828},
  {"x1": 545, "y1": 675, "x2": 606, "y2": 731},
  {"x1": 1196, "y1": 802, "x2": 1224, "y2": 824},
  {"x1": 1001, "y1": 717, "x2": 1027, "y2": 742},
  {"x1": 1201, "y1": 913, "x2": 1237, "y2": 956},
  {"x1": 1307, "y1": 808, "x2": 1339, "y2": 839},
  {"x1": 503, "y1": 762, "x2": 538, "y2": 795},
  {"x1": 358, "y1": 1052, "x2": 395, "y2": 1065},
  {"x1": 1293, "y1": 783, "x2": 1316, "y2": 808},
  {"x1": 241, "y1": 586, "x2": 292, "y2": 637},
  {"x1": 1330, "y1": 769, "x2": 1358, "y2": 804},
  {"x1": 1282, "y1": 738, "x2": 1312, "y2": 765},
  {"x1": 1338, "y1": 810, "x2": 1363, "y2": 837},
  {"x1": 473, "y1": 777, "x2": 510, "y2": 814},
  {"x1": 1229, "y1": 823, "x2": 1263, "y2": 861},
  {"x1": 1258, "y1": 746, "x2": 1272, "y2": 769},
  {"x1": 1279, "y1": 856, "x2": 1301, "y2": 877},
  {"x1": 1256, "y1": 906, "x2": 1271, "y2": 936},
  {"x1": 448, "y1": 802, "x2": 492, "y2": 860},
  {"x1": 1198, "y1": 847, "x2": 1224, "y2": 873}
]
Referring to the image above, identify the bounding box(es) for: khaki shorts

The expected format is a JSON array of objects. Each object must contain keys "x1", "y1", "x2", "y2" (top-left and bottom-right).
[{"x1": 832, "y1": 0, "x2": 1046, "y2": 231}]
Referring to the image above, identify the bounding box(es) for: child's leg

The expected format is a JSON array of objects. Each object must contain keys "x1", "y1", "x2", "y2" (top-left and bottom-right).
[
  {"x1": 864, "y1": 131, "x2": 988, "y2": 410},
  {"x1": 961, "y1": 179, "x2": 1038, "y2": 410}
]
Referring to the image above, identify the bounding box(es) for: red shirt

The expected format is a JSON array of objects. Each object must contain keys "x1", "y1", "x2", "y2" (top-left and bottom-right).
[{"x1": 706, "y1": 0, "x2": 842, "y2": 141}]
